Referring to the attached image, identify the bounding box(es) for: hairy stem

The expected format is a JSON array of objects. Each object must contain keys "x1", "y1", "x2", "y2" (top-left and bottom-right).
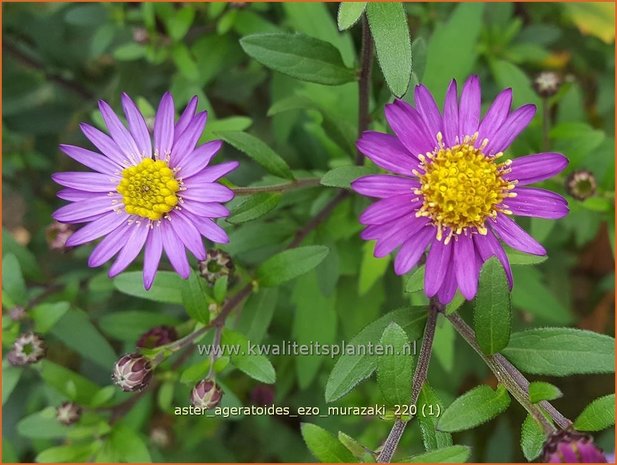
[
  {"x1": 446, "y1": 312, "x2": 557, "y2": 434},
  {"x1": 231, "y1": 177, "x2": 321, "y2": 195},
  {"x1": 377, "y1": 298, "x2": 441, "y2": 463},
  {"x1": 356, "y1": 15, "x2": 374, "y2": 164}
]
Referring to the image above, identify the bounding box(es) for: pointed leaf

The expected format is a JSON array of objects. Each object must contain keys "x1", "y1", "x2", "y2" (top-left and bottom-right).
[{"x1": 437, "y1": 385, "x2": 511, "y2": 432}]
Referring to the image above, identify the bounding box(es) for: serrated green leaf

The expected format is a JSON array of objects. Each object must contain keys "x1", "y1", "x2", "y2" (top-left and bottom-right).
[
  {"x1": 229, "y1": 192, "x2": 281, "y2": 224},
  {"x1": 181, "y1": 271, "x2": 211, "y2": 324},
  {"x1": 2, "y1": 253, "x2": 28, "y2": 306},
  {"x1": 474, "y1": 257, "x2": 511, "y2": 355},
  {"x1": 114, "y1": 271, "x2": 184, "y2": 304},
  {"x1": 257, "y1": 246, "x2": 329, "y2": 287},
  {"x1": 377, "y1": 322, "x2": 413, "y2": 407},
  {"x1": 401, "y1": 445, "x2": 471, "y2": 463},
  {"x1": 367, "y1": 2, "x2": 412, "y2": 97},
  {"x1": 502, "y1": 328, "x2": 615, "y2": 376},
  {"x1": 321, "y1": 165, "x2": 375, "y2": 189},
  {"x1": 574, "y1": 394, "x2": 615, "y2": 431},
  {"x1": 301, "y1": 423, "x2": 357, "y2": 463},
  {"x1": 217, "y1": 131, "x2": 293, "y2": 180},
  {"x1": 528, "y1": 381, "x2": 563, "y2": 403},
  {"x1": 337, "y1": 3, "x2": 366, "y2": 31},
  {"x1": 418, "y1": 384, "x2": 453, "y2": 450},
  {"x1": 240, "y1": 33, "x2": 356, "y2": 85},
  {"x1": 437, "y1": 385, "x2": 511, "y2": 432},
  {"x1": 520, "y1": 415, "x2": 546, "y2": 461}
]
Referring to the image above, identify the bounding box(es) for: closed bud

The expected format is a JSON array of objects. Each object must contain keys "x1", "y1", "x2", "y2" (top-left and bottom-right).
[
  {"x1": 9, "y1": 306, "x2": 27, "y2": 322},
  {"x1": 534, "y1": 71, "x2": 561, "y2": 98},
  {"x1": 9, "y1": 332, "x2": 46, "y2": 366},
  {"x1": 191, "y1": 379, "x2": 223, "y2": 410},
  {"x1": 45, "y1": 222, "x2": 74, "y2": 252},
  {"x1": 198, "y1": 250, "x2": 234, "y2": 286},
  {"x1": 566, "y1": 170, "x2": 597, "y2": 201},
  {"x1": 56, "y1": 401, "x2": 82, "y2": 426},
  {"x1": 136, "y1": 326, "x2": 177, "y2": 349},
  {"x1": 542, "y1": 430, "x2": 607, "y2": 463},
  {"x1": 112, "y1": 353, "x2": 153, "y2": 392}
]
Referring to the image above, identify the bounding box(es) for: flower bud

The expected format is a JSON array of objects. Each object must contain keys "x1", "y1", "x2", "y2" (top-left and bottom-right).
[
  {"x1": 534, "y1": 71, "x2": 561, "y2": 98},
  {"x1": 112, "y1": 353, "x2": 153, "y2": 392},
  {"x1": 198, "y1": 249, "x2": 234, "y2": 286},
  {"x1": 9, "y1": 332, "x2": 46, "y2": 366},
  {"x1": 250, "y1": 384, "x2": 275, "y2": 406},
  {"x1": 45, "y1": 222, "x2": 74, "y2": 252},
  {"x1": 542, "y1": 430, "x2": 607, "y2": 463},
  {"x1": 9, "y1": 306, "x2": 27, "y2": 322},
  {"x1": 136, "y1": 326, "x2": 177, "y2": 349},
  {"x1": 56, "y1": 401, "x2": 82, "y2": 426},
  {"x1": 190, "y1": 379, "x2": 223, "y2": 410},
  {"x1": 150, "y1": 425, "x2": 173, "y2": 448},
  {"x1": 566, "y1": 170, "x2": 597, "y2": 201}
]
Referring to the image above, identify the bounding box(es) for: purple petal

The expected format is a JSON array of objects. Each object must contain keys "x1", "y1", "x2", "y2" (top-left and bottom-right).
[
  {"x1": 505, "y1": 152, "x2": 568, "y2": 186},
  {"x1": 393, "y1": 226, "x2": 434, "y2": 275},
  {"x1": 374, "y1": 215, "x2": 429, "y2": 258},
  {"x1": 384, "y1": 100, "x2": 435, "y2": 155},
  {"x1": 506, "y1": 187, "x2": 568, "y2": 219},
  {"x1": 160, "y1": 221, "x2": 190, "y2": 279},
  {"x1": 351, "y1": 175, "x2": 419, "y2": 199},
  {"x1": 182, "y1": 212, "x2": 229, "y2": 244},
  {"x1": 184, "y1": 161, "x2": 239, "y2": 184},
  {"x1": 52, "y1": 172, "x2": 118, "y2": 192},
  {"x1": 473, "y1": 231, "x2": 513, "y2": 288},
  {"x1": 436, "y1": 266, "x2": 458, "y2": 305},
  {"x1": 65, "y1": 211, "x2": 127, "y2": 247},
  {"x1": 454, "y1": 234, "x2": 479, "y2": 300},
  {"x1": 170, "y1": 112, "x2": 207, "y2": 167},
  {"x1": 458, "y1": 75, "x2": 481, "y2": 138},
  {"x1": 57, "y1": 188, "x2": 101, "y2": 202},
  {"x1": 424, "y1": 238, "x2": 453, "y2": 297},
  {"x1": 59, "y1": 144, "x2": 119, "y2": 175},
  {"x1": 181, "y1": 200, "x2": 230, "y2": 218},
  {"x1": 415, "y1": 85, "x2": 443, "y2": 141},
  {"x1": 108, "y1": 224, "x2": 149, "y2": 277},
  {"x1": 181, "y1": 183, "x2": 235, "y2": 203},
  {"x1": 170, "y1": 211, "x2": 206, "y2": 260},
  {"x1": 88, "y1": 222, "x2": 131, "y2": 267},
  {"x1": 80, "y1": 123, "x2": 129, "y2": 167},
  {"x1": 356, "y1": 131, "x2": 419, "y2": 175},
  {"x1": 477, "y1": 88, "x2": 512, "y2": 144},
  {"x1": 177, "y1": 140, "x2": 222, "y2": 178},
  {"x1": 98, "y1": 100, "x2": 141, "y2": 163},
  {"x1": 53, "y1": 197, "x2": 117, "y2": 223},
  {"x1": 154, "y1": 92, "x2": 175, "y2": 159},
  {"x1": 359, "y1": 194, "x2": 416, "y2": 225},
  {"x1": 490, "y1": 213, "x2": 546, "y2": 255},
  {"x1": 121, "y1": 93, "x2": 152, "y2": 158},
  {"x1": 486, "y1": 104, "x2": 536, "y2": 155},
  {"x1": 443, "y1": 79, "x2": 459, "y2": 147},
  {"x1": 361, "y1": 221, "x2": 397, "y2": 241},
  {"x1": 143, "y1": 226, "x2": 163, "y2": 290},
  {"x1": 175, "y1": 97, "x2": 199, "y2": 141}
]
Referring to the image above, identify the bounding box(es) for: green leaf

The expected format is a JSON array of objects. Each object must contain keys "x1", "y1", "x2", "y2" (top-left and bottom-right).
[
  {"x1": 300, "y1": 423, "x2": 357, "y2": 463},
  {"x1": 114, "y1": 271, "x2": 184, "y2": 304},
  {"x1": 217, "y1": 131, "x2": 294, "y2": 180},
  {"x1": 491, "y1": 59, "x2": 540, "y2": 107},
  {"x1": 98, "y1": 311, "x2": 180, "y2": 341},
  {"x1": 366, "y1": 2, "x2": 412, "y2": 97},
  {"x1": 229, "y1": 193, "x2": 281, "y2": 224},
  {"x1": 377, "y1": 322, "x2": 413, "y2": 407},
  {"x1": 473, "y1": 257, "x2": 511, "y2": 355},
  {"x1": 113, "y1": 43, "x2": 146, "y2": 61},
  {"x1": 239, "y1": 33, "x2": 356, "y2": 86},
  {"x1": 338, "y1": 431, "x2": 373, "y2": 461},
  {"x1": 418, "y1": 384, "x2": 453, "y2": 451},
  {"x1": 358, "y1": 241, "x2": 391, "y2": 295},
  {"x1": 437, "y1": 385, "x2": 511, "y2": 432},
  {"x1": 337, "y1": 2, "x2": 366, "y2": 31},
  {"x1": 520, "y1": 415, "x2": 546, "y2": 461},
  {"x1": 17, "y1": 407, "x2": 69, "y2": 439},
  {"x1": 2, "y1": 253, "x2": 28, "y2": 306},
  {"x1": 421, "y1": 3, "x2": 484, "y2": 103},
  {"x1": 2, "y1": 363, "x2": 22, "y2": 404},
  {"x1": 222, "y1": 329, "x2": 276, "y2": 383},
  {"x1": 326, "y1": 307, "x2": 426, "y2": 402},
  {"x1": 401, "y1": 445, "x2": 471, "y2": 463},
  {"x1": 256, "y1": 245, "x2": 330, "y2": 287},
  {"x1": 234, "y1": 288, "x2": 279, "y2": 343},
  {"x1": 102, "y1": 425, "x2": 152, "y2": 462},
  {"x1": 321, "y1": 165, "x2": 375, "y2": 189},
  {"x1": 36, "y1": 444, "x2": 97, "y2": 463},
  {"x1": 31, "y1": 302, "x2": 70, "y2": 333},
  {"x1": 171, "y1": 43, "x2": 200, "y2": 81},
  {"x1": 181, "y1": 271, "x2": 211, "y2": 324},
  {"x1": 574, "y1": 394, "x2": 615, "y2": 432},
  {"x1": 405, "y1": 265, "x2": 425, "y2": 294},
  {"x1": 502, "y1": 328, "x2": 615, "y2": 376},
  {"x1": 40, "y1": 361, "x2": 101, "y2": 406},
  {"x1": 165, "y1": 6, "x2": 195, "y2": 41},
  {"x1": 528, "y1": 381, "x2": 563, "y2": 403}
]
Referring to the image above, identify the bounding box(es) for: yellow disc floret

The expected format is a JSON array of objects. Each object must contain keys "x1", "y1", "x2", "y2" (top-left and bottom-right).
[
  {"x1": 116, "y1": 158, "x2": 180, "y2": 221},
  {"x1": 415, "y1": 134, "x2": 515, "y2": 243}
]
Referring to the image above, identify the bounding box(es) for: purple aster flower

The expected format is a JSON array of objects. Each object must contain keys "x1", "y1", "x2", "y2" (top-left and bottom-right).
[
  {"x1": 352, "y1": 76, "x2": 568, "y2": 304},
  {"x1": 52, "y1": 93, "x2": 238, "y2": 289}
]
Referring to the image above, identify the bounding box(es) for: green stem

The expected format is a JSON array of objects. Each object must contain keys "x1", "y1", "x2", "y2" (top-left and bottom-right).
[{"x1": 231, "y1": 177, "x2": 321, "y2": 195}]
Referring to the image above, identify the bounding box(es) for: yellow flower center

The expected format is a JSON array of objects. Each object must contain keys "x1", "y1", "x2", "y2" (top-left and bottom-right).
[
  {"x1": 116, "y1": 158, "x2": 180, "y2": 221},
  {"x1": 415, "y1": 134, "x2": 515, "y2": 243}
]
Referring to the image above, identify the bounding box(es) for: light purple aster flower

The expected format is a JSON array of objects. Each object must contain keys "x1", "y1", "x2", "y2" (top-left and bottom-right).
[
  {"x1": 52, "y1": 93, "x2": 238, "y2": 289},
  {"x1": 352, "y1": 76, "x2": 569, "y2": 305}
]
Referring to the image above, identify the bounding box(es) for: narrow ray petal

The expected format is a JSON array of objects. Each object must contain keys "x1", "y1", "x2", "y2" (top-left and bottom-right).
[
  {"x1": 505, "y1": 152, "x2": 568, "y2": 186},
  {"x1": 490, "y1": 213, "x2": 546, "y2": 255}
]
